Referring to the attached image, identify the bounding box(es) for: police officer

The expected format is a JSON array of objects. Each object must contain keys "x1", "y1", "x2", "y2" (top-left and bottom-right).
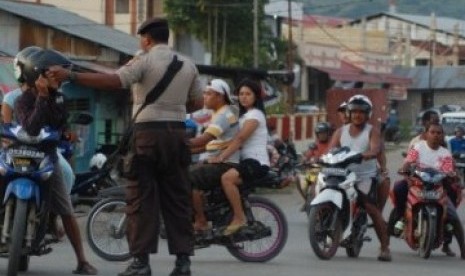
[{"x1": 48, "y1": 17, "x2": 203, "y2": 276}]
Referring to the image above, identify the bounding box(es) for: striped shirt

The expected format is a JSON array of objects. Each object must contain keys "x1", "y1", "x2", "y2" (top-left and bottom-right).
[{"x1": 204, "y1": 105, "x2": 239, "y2": 163}]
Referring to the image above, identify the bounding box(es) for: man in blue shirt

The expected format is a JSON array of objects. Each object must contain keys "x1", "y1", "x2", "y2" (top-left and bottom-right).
[{"x1": 449, "y1": 126, "x2": 465, "y2": 154}]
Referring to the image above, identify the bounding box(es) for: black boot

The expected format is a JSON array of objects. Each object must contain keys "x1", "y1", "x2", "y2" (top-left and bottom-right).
[
  {"x1": 118, "y1": 254, "x2": 151, "y2": 276},
  {"x1": 169, "y1": 254, "x2": 191, "y2": 276}
]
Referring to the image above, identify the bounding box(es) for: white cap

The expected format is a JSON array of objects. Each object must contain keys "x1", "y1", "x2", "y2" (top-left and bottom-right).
[{"x1": 206, "y1": 79, "x2": 233, "y2": 104}]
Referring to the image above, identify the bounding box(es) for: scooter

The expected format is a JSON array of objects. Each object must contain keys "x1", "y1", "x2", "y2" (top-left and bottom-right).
[
  {"x1": 0, "y1": 124, "x2": 61, "y2": 276},
  {"x1": 388, "y1": 167, "x2": 448, "y2": 258},
  {"x1": 307, "y1": 147, "x2": 371, "y2": 260}
]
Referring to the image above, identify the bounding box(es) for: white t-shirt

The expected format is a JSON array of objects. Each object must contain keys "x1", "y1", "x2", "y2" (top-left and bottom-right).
[
  {"x1": 239, "y1": 109, "x2": 270, "y2": 166},
  {"x1": 405, "y1": 140, "x2": 454, "y2": 173}
]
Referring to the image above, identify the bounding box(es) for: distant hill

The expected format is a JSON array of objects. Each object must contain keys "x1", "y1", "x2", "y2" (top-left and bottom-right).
[{"x1": 302, "y1": 0, "x2": 465, "y2": 20}]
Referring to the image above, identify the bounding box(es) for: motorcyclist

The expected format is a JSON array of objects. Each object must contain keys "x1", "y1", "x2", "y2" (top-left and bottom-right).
[
  {"x1": 336, "y1": 100, "x2": 388, "y2": 211},
  {"x1": 303, "y1": 122, "x2": 331, "y2": 163},
  {"x1": 2, "y1": 46, "x2": 77, "y2": 242},
  {"x1": 393, "y1": 123, "x2": 465, "y2": 258},
  {"x1": 408, "y1": 110, "x2": 441, "y2": 150},
  {"x1": 299, "y1": 122, "x2": 332, "y2": 211},
  {"x1": 13, "y1": 48, "x2": 97, "y2": 274},
  {"x1": 188, "y1": 79, "x2": 240, "y2": 233},
  {"x1": 329, "y1": 94, "x2": 391, "y2": 262}
]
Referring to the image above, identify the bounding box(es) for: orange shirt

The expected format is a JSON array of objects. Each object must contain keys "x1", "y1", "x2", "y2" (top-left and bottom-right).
[{"x1": 304, "y1": 142, "x2": 330, "y2": 160}]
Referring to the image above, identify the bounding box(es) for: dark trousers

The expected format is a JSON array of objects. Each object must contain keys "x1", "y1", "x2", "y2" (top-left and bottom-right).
[{"x1": 125, "y1": 123, "x2": 193, "y2": 256}]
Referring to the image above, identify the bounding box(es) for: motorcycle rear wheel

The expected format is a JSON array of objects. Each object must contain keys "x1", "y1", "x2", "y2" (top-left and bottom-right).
[
  {"x1": 226, "y1": 196, "x2": 288, "y2": 262},
  {"x1": 86, "y1": 198, "x2": 130, "y2": 262},
  {"x1": 7, "y1": 199, "x2": 28, "y2": 276},
  {"x1": 308, "y1": 203, "x2": 341, "y2": 260},
  {"x1": 418, "y1": 211, "x2": 436, "y2": 259}
]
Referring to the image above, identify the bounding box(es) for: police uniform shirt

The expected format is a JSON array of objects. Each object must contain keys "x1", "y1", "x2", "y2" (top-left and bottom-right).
[{"x1": 117, "y1": 44, "x2": 203, "y2": 123}]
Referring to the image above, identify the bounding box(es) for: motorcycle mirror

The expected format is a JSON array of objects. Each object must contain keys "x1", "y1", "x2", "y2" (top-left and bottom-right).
[{"x1": 70, "y1": 113, "x2": 94, "y2": 125}]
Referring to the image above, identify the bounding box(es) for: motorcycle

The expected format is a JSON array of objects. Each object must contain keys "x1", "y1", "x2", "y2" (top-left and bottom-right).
[
  {"x1": 307, "y1": 147, "x2": 370, "y2": 260},
  {"x1": 388, "y1": 166, "x2": 448, "y2": 258},
  {"x1": 384, "y1": 125, "x2": 401, "y2": 144},
  {"x1": 294, "y1": 145, "x2": 321, "y2": 214},
  {"x1": 86, "y1": 171, "x2": 288, "y2": 263},
  {"x1": 0, "y1": 124, "x2": 61, "y2": 276},
  {"x1": 70, "y1": 152, "x2": 118, "y2": 207}
]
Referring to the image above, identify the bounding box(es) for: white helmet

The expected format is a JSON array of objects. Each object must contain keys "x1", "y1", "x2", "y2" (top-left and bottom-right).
[
  {"x1": 347, "y1": 94, "x2": 373, "y2": 117},
  {"x1": 89, "y1": 153, "x2": 107, "y2": 170}
]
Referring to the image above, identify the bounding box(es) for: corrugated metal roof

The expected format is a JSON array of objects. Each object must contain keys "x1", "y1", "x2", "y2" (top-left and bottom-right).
[
  {"x1": 393, "y1": 66, "x2": 465, "y2": 90},
  {"x1": 0, "y1": 1, "x2": 139, "y2": 56},
  {"x1": 384, "y1": 12, "x2": 465, "y2": 37},
  {"x1": 350, "y1": 12, "x2": 465, "y2": 38}
]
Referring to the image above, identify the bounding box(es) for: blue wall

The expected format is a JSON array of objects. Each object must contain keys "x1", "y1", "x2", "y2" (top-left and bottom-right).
[{"x1": 61, "y1": 82, "x2": 97, "y2": 173}]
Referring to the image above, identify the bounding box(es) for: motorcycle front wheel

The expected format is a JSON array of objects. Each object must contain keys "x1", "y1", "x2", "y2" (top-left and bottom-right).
[
  {"x1": 7, "y1": 199, "x2": 28, "y2": 276},
  {"x1": 418, "y1": 209, "x2": 436, "y2": 259},
  {"x1": 227, "y1": 196, "x2": 288, "y2": 262},
  {"x1": 308, "y1": 203, "x2": 341, "y2": 260},
  {"x1": 86, "y1": 198, "x2": 130, "y2": 262}
]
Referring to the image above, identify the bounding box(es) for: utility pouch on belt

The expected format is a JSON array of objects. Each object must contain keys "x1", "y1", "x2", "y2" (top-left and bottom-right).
[{"x1": 116, "y1": 55, "x2": 183, "y2": 180}]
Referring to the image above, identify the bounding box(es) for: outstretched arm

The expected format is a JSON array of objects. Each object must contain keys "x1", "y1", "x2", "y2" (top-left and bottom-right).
[{"x1": 209, "y1": 119, "x2": 259, "y2": 163}]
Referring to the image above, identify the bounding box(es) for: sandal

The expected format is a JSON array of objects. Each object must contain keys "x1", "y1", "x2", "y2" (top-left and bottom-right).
[
  {"x1": 72, "y1": 262, "x2": 98, "y2": 275},
  {"x1": 223, "y1": 223, "x2": 246, "y2": 236}
]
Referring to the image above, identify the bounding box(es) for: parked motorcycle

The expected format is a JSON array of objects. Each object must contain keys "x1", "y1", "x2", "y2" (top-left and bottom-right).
[
  {"x1": 307, "y1": 147, "x2": 370, "y2": 260},
  {"x1": 86, "y1": 171, "x2": 288, "y2": 263},
  {"x1": 384, "y1": 125, "x2": 401, "y2": 144},
  {"x1": 388, "y1": 167, "x2": 448, "y2": 258},
  {"x1": 0, "y1": 124, "x2": 61, "y2": 276},
  {"x1": 70, "y1": 153, "x2": 118, "y2": 207}
]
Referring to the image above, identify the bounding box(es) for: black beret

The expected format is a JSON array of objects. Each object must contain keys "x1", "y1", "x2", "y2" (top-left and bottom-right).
[{"x1": 137, "y1": 17, "x2": 168, "y2": 35}]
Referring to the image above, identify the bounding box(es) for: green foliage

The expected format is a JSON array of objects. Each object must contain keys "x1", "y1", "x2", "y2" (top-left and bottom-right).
[
  {"x1": 266, "y1": 100, "x2": 287, "y2": 115},
  {"x1": 164, "y1": 0, "x2": 291, "y2": 68}
]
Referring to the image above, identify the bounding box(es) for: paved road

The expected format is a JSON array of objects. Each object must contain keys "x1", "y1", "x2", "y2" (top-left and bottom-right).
[{"x1": 1, "y1": 143, "x2": 464, "y2": 275}]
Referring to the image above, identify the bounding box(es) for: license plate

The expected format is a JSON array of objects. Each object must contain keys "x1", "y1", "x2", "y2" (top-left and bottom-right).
[
  {"x1": 419, "y1": 190, "x2": 440, "y2": 200},
  {"x1": 13, "y1": 158, "x2": 31, "y2": 166}
]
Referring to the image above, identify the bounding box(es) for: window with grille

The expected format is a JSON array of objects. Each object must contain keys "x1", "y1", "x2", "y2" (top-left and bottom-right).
[{"x1": 116, "y1": 0, "x2": 130, "y2": 14}]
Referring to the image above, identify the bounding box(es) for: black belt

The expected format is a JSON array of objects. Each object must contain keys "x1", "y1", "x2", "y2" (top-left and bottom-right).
[{"x1": 134, "y1": 121, "x2": 185, "y2": 130}]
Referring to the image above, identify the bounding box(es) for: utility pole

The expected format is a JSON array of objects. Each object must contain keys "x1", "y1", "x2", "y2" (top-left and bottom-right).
[
  {"x1": 253, "y1": 0, "x2": 259, "y2": 68},
  {"x1": 427, "y1": 12, "x2": 436, "y2": 109},
  {"x1": 287, "y1": 0, "x2": 294, "y2": 114}
]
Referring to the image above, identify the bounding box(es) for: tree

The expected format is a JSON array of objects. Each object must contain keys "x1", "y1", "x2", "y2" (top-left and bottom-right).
[{"x1": 164, "y1": 0, "x2": 290, "y2": 68}]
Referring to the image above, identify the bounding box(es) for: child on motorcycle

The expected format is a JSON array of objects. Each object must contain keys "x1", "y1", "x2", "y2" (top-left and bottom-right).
[
  {"x1": 303, "y1": 122, "x2": 332, "y2": 163},
  {"x1": 392, "y1": 123, "x2": 465, "y2": 258},
  {"x1": 299, "y1": 122, "x2": 332, "y2": 210}
]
